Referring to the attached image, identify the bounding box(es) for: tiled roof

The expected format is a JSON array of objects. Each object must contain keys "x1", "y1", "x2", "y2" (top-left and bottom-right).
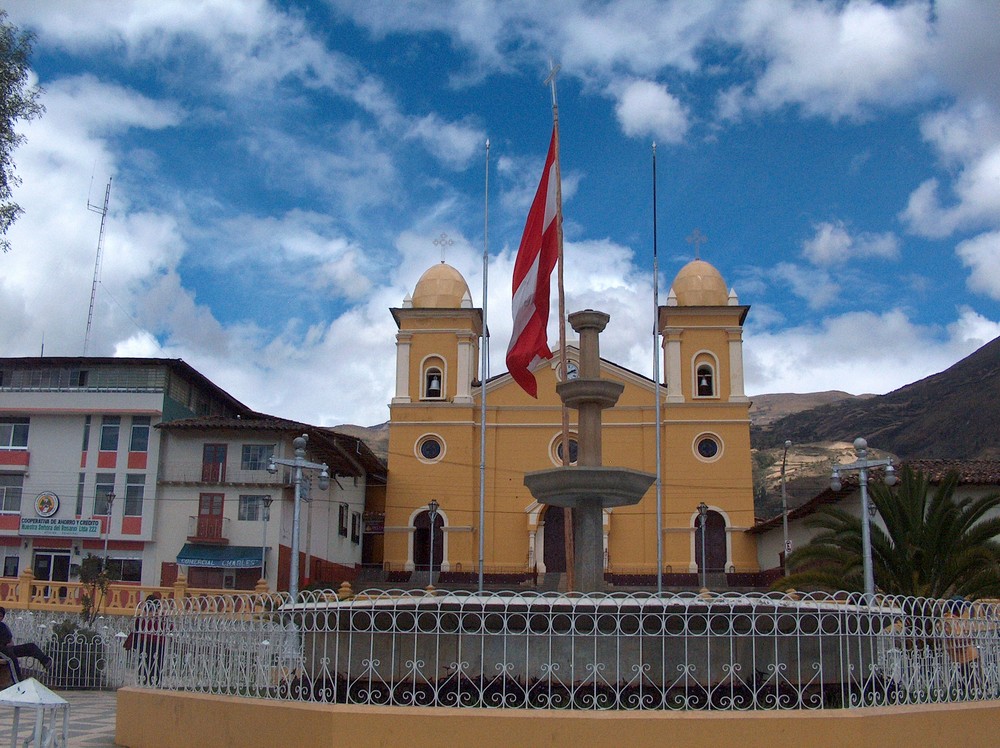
[
  {"x1": 158, "y1": 413, "x2": 386, "y2": 482},
  {"x1": 749, "y1": 458, "x2": 1000, "y2": 534}
]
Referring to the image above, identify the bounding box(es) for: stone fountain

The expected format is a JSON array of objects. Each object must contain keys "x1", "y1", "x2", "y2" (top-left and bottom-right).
[{"x1": 524, "y1": 310, "x2": 656, "y2": 591}]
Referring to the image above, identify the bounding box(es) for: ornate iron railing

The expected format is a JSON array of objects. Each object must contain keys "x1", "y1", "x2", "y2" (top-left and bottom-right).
[
  {"x1": 6, "y1": 610, "x2": 134, "y2": 690},
  {"x1": 141, "y1": 590, "x2": 1000, "y2": 710}
]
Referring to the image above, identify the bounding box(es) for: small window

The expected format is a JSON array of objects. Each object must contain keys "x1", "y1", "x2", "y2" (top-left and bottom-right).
[
  {"x1": 124, "y1": 474, "x2": 145, "y2": 516},
  {"x1": 696, "y1": 364, "x2": 714, "y2": 397},
  {"x1": 425, "y1": 367, "x2": 443, "y2": 399},
  {"x1": 550, "y1": 434, "x2": 579, "y2": 466},
  {"x1": 106, "y1": 558, "x2": 142, "y2": 583},
  {"x1": 3, "y1": 555, "x2": 18, "y2": 577},
  {"x1": 339, "y1": 504, "x2": 349, "y2": 537},
  {"x1": 351, "y1": 512, "x2": 361, "y2": 544},
  {"x1": 100, "y1": 416, "x2": 120, "y2": 452},
  {"x1": 238, "y1": 495, "x2": 269, "y2": 521},
  {"x1": 0, "y1": 418, "x2": 29, "y2": 449},
  {"x1": 0, "y1": 474, "x2": 24, "y2": 513},
  {"x1": 81, "y1": 416, "x2": 91, "y2": 452},
  {"x1": 129, "y1": 416, "x2": 150, "y2": 452},
  {"x1": 94, "y1": 473, "x2": 115, "y2": 515},
  {"x1": 241, "y1": 444, "x2": 275, "y2": 471},
  {"x1": 76, "y1": 473, "x2": 85, "y2": 516}
]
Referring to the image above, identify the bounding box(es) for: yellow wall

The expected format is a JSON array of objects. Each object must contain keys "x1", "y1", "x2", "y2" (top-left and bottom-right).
[
  {"x1": 117, "y1": 688, "x2": 1000, "y2": 748},
  {"x1": 383, "y1": 268, "x2": 758, "y2": 580}
]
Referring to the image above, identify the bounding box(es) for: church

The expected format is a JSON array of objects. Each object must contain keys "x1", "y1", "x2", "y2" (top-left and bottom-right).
[{"x1": 380, "y1": 257, "x2": 760, "y2": 587}]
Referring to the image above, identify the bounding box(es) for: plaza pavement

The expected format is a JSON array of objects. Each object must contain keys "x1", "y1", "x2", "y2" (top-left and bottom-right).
[{"x1": 0, "y1": 688, "x2": 119, "y2": 747}]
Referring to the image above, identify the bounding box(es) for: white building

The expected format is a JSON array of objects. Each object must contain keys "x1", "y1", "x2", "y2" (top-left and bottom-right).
[
  {"x1": 0, "y1": 357, "x2": 385, "y2": 591},
  {"x1": 156, "y1": 415, "x2": 384, "y2": 590},
  {"x1": 751, "y1": 458, "x2": 1000, "y2": 577}
]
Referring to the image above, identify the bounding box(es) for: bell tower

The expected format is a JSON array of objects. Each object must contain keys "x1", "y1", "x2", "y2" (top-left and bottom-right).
[
  {"x1": 385, "y1": 260, "x2": 483, "y2": 573},
  {"x1": 658, "y1": 259, "x2": 757, "y2": 575}
]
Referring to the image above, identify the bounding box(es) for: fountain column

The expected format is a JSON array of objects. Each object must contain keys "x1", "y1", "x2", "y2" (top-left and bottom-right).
[{"x1": 524, "y1": 310, "x2": 656, "y2": 591}]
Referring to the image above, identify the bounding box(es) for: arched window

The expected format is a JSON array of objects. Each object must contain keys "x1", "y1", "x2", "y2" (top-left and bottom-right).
[
  {"x1": 696, "y1": 364, "x2": 714, "y2": 397},
  {"x1": 421, "y1": 357, "x2": 445, "y2": 400}
]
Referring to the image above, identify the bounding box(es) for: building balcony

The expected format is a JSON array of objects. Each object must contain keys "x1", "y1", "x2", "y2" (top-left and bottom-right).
[
  {"x1": 159, "y1": 463, "x2": 290, "y2": 487},
  {"x1": 187, "y1": 515, "x2": 230, "y2": 545}
]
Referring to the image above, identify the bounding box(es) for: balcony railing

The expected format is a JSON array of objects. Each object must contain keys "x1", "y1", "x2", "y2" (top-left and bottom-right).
[
  {"x1": 187, "y1": 515, "x2": 230, "y2": 543},
  {"x1": 158, "y1": 463, "x2": 290, "y2": 486}
]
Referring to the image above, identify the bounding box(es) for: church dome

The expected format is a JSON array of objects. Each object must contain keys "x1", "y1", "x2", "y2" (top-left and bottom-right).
[
  {"x1": 670, "y1": 260, "x2": 729, "y2": 306},
  {"x1": 411, "y1": 262, "x2": 472, "y2": 308}
]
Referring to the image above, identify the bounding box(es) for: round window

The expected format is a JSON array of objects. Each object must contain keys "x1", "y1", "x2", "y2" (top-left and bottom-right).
[
  {"x1": 555, "y1": 438, "x2": 579, "y2": 465},
  {"x1": 420, "y1": 438, "x2": 442, "y2": 460},
  {"x1": 416, "y1": 435, "x2": 445, "y2": 463},
  {"x1": 697, "y1": 437, "x2": 719, "y2": 459}
]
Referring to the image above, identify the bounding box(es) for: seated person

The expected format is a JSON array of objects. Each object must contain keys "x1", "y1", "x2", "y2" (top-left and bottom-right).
[{"x1": 0, "y1": 606, "x2": 51, "y2": 680}]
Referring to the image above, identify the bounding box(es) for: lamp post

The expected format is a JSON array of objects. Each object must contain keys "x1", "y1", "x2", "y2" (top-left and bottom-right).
[
  {"x1": 259, "y1": 495, "x2": 274, "y2": 583},
  {"x1": 103, "y1": 492, "x2": 115, "y2": 572},
  {"x1": 830, "y1": 437, "x2": 897, "y2": 599},
  {"x1": 267, "y1": 435, "x2": 329, "y2": 602},
  {"x1": 427, "y1": 499, "x2": 439, "y2": 587},
  {"x1": 781, "y1": 440, "x2": 792, "y2": 576},
  {"x1": 697, "y1": 502, "x2": 708, "y2": 589}
]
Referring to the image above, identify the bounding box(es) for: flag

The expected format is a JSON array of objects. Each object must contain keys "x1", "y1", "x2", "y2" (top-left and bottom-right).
[{"x1": 506, "y1": 127, "x2": 560, "y2": 397}]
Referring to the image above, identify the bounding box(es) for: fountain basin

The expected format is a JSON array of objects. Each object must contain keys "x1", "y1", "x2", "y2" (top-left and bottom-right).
[{"x1": 524, "y1": 467, "x2": 655, "y2": 509}]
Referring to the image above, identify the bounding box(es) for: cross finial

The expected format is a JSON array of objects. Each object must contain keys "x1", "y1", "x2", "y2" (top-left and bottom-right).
[
  {"x1": 544, "y1": 60, "x2": 561, "y2": 107},
  {"x1": 686, "y1": 228, "x2": 707, "y2": 259},
  {"x1": 433, "y1": 232, "x2": 454, "y2": 263}
]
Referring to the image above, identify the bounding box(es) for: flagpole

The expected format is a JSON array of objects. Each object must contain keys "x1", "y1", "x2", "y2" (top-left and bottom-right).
[
  {"x1": 652, "y1": 142, "x2": 664, "y2": 595},
  {"x1": 479, "y1": 138, "x2": 490, "y2": 593},
  {"x1": 546, "y1": 62, "x2": 574, "y2": 592}
]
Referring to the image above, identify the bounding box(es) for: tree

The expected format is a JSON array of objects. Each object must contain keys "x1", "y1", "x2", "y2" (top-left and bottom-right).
[
  {"x1": 0, "y1": 11, "x2": 44, "y2": 253},
  {"x1": 78, "y1": 553, "x2": 120, "y2": 626},
  {"x1": 778, "y1": 467, "x2": 1000, "y2": 599}
]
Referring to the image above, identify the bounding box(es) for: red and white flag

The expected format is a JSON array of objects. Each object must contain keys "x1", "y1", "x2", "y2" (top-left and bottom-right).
[{"x1": 506, "y1": 127, "x2": 560, "y2": 398}]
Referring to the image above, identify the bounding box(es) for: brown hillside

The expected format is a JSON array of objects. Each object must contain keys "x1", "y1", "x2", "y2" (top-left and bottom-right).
[{"x1": 753, "y1": 335, "x2": 1000, "y2": 459}]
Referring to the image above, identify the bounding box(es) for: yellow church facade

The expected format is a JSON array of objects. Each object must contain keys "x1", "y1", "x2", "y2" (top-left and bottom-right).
[{"x1": 382, "y1": 259, "x2": 759, "y2": 586}]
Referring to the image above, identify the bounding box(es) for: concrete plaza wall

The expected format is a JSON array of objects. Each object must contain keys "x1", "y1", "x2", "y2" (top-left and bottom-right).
[{"x1": 116, "y1": 688, "x2": 1000, "y2": 748}]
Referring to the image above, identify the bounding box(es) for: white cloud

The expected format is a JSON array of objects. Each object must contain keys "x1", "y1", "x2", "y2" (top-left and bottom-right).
[
  {"x1": 802, "y1": 221, "x2": 900, "y2": 266},
  {"x1": 901, "y1": 144, "x2": 1000, "y2": 238},
  {"x1": 772, "y1": 262, "x2": 840, "y2": 310},
  {"x1": 613, "y1": 79, "x2": 689, "y2": 143},
  {"x1": 745, "y1": 306, "x2": 1000, "y2": 396},
  {"x1": 956, "y1": 231, "x2": 1000, "y2": 300},
  {"x1": 731, "y1": 0, "x2": 935, "y2": 120}
]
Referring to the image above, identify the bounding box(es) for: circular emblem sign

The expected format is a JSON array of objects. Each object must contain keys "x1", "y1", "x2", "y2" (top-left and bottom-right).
[{"x1": 34, "y1": 491, "x2": 59, "y2": 518}]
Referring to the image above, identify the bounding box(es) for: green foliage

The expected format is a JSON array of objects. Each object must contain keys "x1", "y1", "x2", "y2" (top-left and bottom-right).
[
  {"x1": 78, "y1": 553, "x2": 120, "y2": 626},
  {"x1": 0, "y1": 11, "x2": 44, "y2": 252},
  {"x1": 777, "y1": 467, "x2": 1000, "y2": 598}
]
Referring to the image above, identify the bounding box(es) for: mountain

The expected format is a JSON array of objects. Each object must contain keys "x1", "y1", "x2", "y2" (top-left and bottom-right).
[
  {"x1": 749, "y1": 391, "x2": 871, "y2": 427},
  {"x1": 753, "y1": 335, "x2": 1000, "y2": 460}
]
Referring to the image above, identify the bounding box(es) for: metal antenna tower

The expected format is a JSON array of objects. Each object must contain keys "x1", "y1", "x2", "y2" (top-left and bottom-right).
[{"x1": 84, "y1": 177, "x2": 112, "y2": 355}]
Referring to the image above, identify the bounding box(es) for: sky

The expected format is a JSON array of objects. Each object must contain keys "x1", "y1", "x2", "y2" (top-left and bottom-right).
[{"x1": 2, "y1": 0, "x2": 1000, "y2": 428}]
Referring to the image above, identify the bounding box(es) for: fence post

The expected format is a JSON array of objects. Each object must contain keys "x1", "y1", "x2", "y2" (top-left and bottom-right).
[
  {"x1": 17, "y1": 568, "x2": 34, "y2": 608},
  {"x1": 173, "y1": 573, "x2": 188, "y2": 604}
]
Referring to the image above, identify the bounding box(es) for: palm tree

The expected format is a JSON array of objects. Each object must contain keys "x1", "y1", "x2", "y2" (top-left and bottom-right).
[{"x1": 779, "y1": 467, "x2": 1000, "y2": 598}]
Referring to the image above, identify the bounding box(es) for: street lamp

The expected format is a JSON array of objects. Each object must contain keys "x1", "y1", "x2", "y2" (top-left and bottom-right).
[
  {"x1": 267, "y1": 435, "x2": 329, "y2": 602},
  {"x1": 103, "y1": 492, "x2": 116, "y2": 572},
  {"x1": 259, "y1": 495, "x2": 274, "y2": 583},
  {"x1": 697, "y1": 502, "x2": 709, "y2": 589},
  {"x1": 427, "y1": 499, "x2": 440, "y2": 587},
  {"x1": 781, "y1": 440, "x2": 792, "y2": 576},
  {"x1": 830, "y1": 437, "x2": 898, "y2": 599}
]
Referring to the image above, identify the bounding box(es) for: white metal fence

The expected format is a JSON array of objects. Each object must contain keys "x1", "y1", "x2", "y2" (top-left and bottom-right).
[
  {"x1": 133, "y1": 590, "x2": 1000, "y2": 710},
  {"x1": 6, "y1": 611, "x2": 133, "y2": 690}
]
